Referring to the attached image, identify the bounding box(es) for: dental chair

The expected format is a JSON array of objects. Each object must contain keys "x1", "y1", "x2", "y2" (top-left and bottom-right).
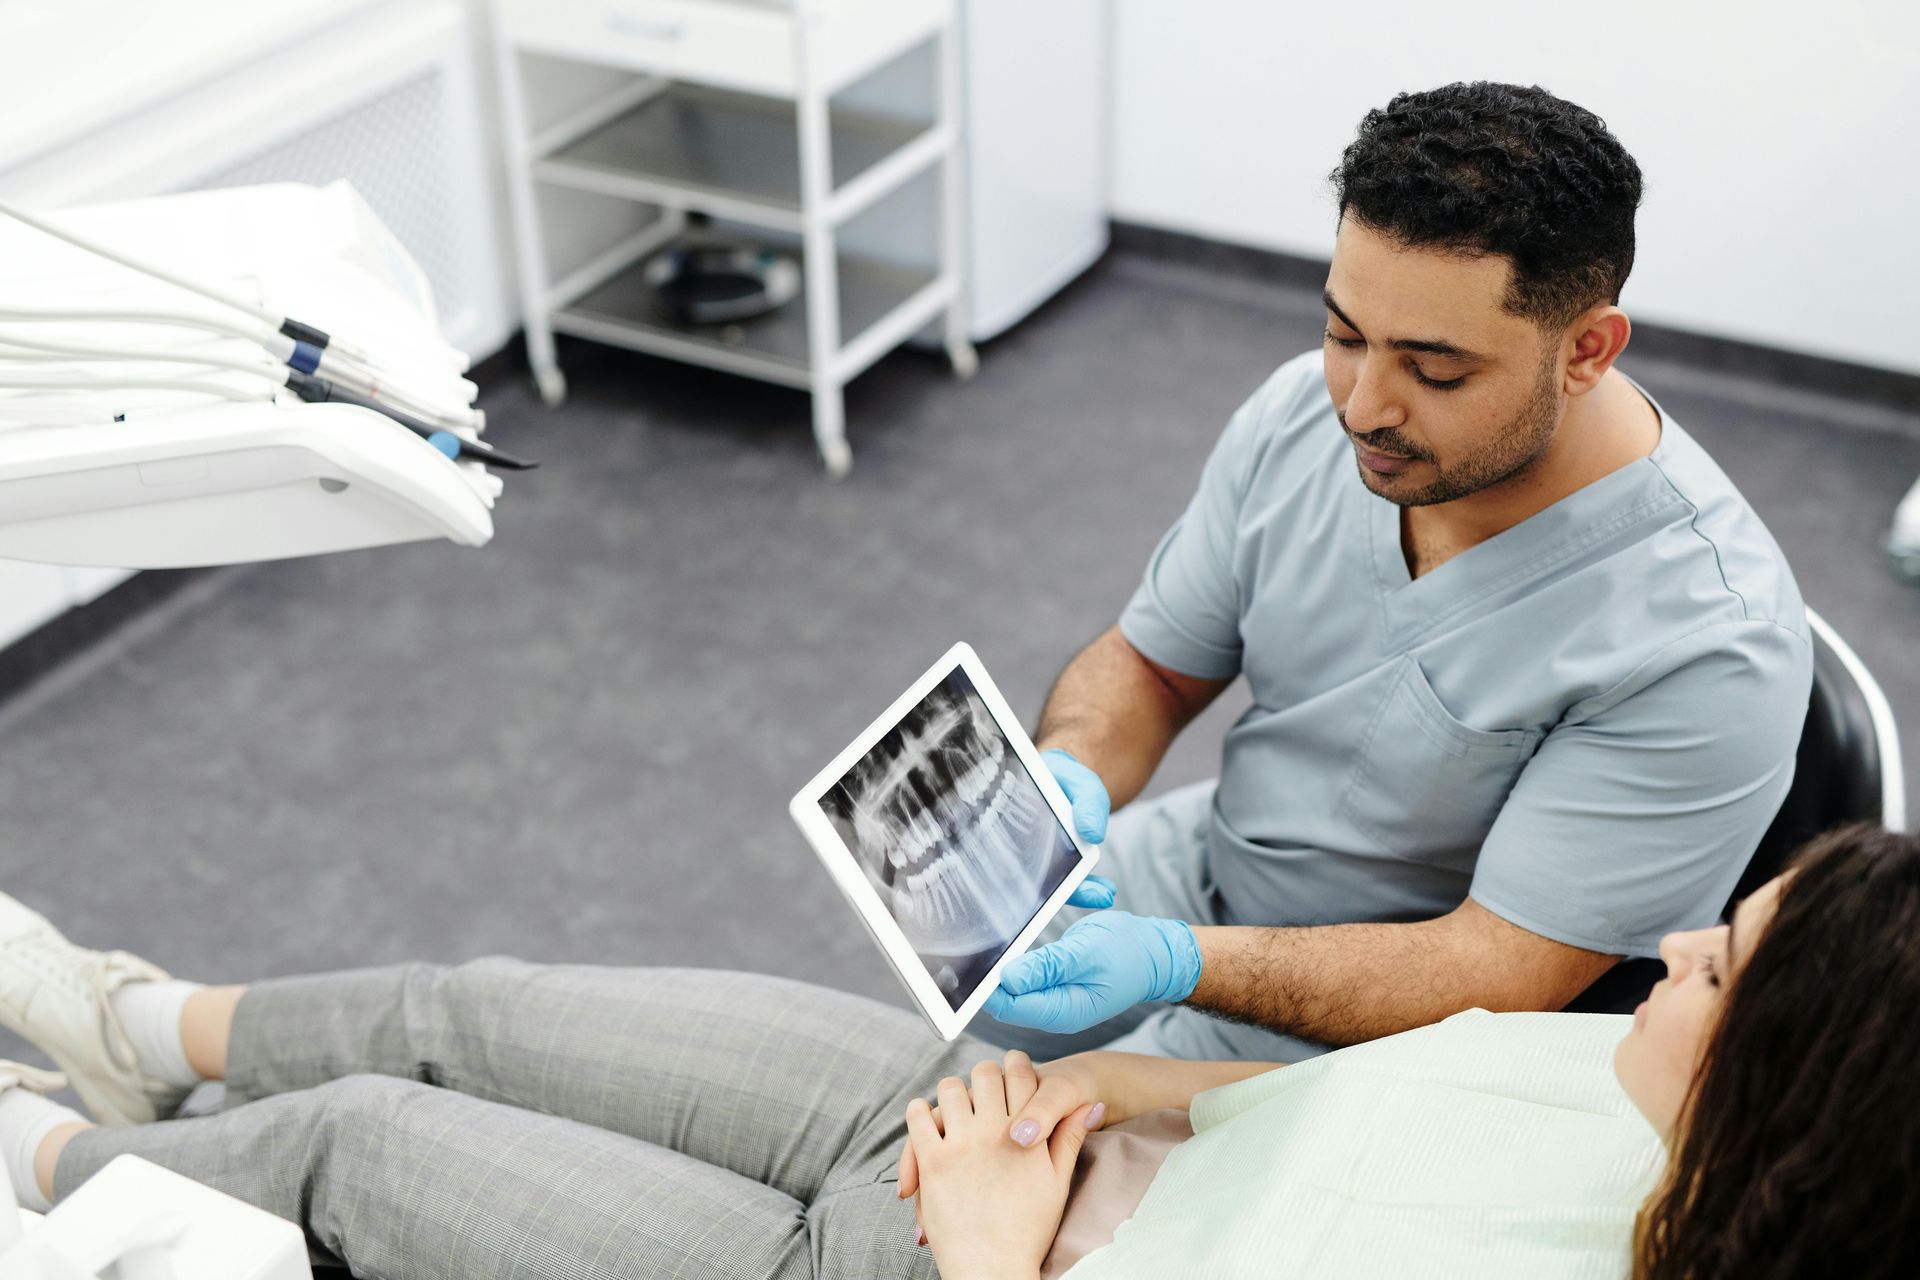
[{"x1": 1566, "y1": 607, "x2": 1908, "y2": 1015}]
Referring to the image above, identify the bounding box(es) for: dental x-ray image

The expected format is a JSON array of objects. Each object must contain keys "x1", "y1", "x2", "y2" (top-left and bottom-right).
[{"x1": 820, "y1": 668, "x2": 1079, "y2": 1011}]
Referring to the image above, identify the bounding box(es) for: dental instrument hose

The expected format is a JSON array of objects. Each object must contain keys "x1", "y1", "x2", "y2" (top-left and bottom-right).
[
  {"x1": 0, "y1": 198, "x2": 377, "y2": 366},
  {"x1": 0, "y1": 347, "x2": 534, "y2": 470},
  {"x1": 285, "y1": 372, "x2": 537, "y2": 470},
  {"x1": 0, "y1": 315, "x2": 481, "y2": 432},
  {"x1": 0, "y1": 197, "x2": 474, "y2": 375},
  {"x1": 0, "y1": 198, "x2": 528, "y2": 466}
]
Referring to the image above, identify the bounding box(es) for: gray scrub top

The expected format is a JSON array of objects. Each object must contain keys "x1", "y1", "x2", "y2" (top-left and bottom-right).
[{"x1": 1119, "y1": 352, "x2": 1811, "y2": 958}]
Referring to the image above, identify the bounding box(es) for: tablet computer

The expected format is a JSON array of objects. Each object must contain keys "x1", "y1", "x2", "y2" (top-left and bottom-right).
[{"x1": 789, "y1": 642, "x2": 1100, "y2": 1040}]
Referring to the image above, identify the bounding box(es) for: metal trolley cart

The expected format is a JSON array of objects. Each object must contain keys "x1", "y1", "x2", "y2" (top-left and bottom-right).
[{"x1": 488, "y1": 0, "x2": 976, "y2": 477}]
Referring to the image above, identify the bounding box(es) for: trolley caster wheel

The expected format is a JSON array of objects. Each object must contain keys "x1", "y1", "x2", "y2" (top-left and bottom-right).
[
  {"x1": 819, "y1": 439, "x2": 853, "y2": 480},
  {"x1": 535, "y1": 367, "x2": 568, "y2": 407},
  {"x1": 947, "y1": 340, "x2": 979, "y2": 382},
  {"x1": 1891, "y1": 548, "x2": 1920, "y2": 586}
]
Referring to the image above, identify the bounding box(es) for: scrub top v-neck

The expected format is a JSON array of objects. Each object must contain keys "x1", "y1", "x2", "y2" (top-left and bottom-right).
[
  {"x1": 1118, "y1": 352, "x2": 1810, "y2": 958},
  {"x1": 1362, "y1": 425, "x2": 1680, "y2": 642}
]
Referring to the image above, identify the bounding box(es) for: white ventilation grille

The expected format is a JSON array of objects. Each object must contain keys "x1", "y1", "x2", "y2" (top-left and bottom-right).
[{"x1": 193, "y1": 70, "x2": 471, "y2": 328}]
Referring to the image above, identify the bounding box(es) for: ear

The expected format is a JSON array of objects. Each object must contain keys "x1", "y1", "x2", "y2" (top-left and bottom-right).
[{"x1": 1562, "y1": 305, "x2": 1632, "y2": 397}]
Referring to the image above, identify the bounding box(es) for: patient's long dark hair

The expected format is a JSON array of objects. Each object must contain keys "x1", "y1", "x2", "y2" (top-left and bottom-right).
[{"x1": 1635, "y1": 824, "x2": 1920, "y2": 1279}]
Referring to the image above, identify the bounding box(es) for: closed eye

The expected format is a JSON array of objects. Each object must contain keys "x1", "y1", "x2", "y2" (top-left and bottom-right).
[
  {"x1": 1411, "y1": 366, "x2": 1466, "y2": 391},
  {"x1": 1323, "y1": 330, "x2": 1467, "y2": 391}
]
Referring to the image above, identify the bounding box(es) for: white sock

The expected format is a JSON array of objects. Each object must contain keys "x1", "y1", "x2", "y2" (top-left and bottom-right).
[
  {"x1": 107, "y1": 979, "x2": 204, "y2": 1090},
  {"x1": 0, "y1": 1085, "x2": 85, "y2": 1212}
]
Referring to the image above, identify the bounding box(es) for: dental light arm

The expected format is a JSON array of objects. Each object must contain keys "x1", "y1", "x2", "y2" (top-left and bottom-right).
[{"x1": 0, "y1": 183, "x2": 530, "y2": 570}]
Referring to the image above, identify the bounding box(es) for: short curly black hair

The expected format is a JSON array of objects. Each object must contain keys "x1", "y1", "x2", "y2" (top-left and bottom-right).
[{"x1": 1331, "y1": 82, "x2": 1643, "y2": 329}]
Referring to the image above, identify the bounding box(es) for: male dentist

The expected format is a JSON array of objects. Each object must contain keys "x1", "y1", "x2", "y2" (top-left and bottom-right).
[{"x1": 984, "y1": 81, "x2": 1811, "y2": 1062}]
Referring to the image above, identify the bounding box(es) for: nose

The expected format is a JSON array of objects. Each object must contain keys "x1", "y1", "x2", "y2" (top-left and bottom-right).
[
  {"x1": 1342, "y1": 354, "x2": 1406, "y2": 432},
  {"x1": 1656, "y1": 925, "x2": 1722, "y2": 981},
  {"x1": 1656, "y1": 930, "x2": 1687, "y2": 980}
]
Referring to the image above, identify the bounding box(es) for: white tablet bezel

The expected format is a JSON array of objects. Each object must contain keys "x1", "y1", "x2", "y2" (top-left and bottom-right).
[{"x1": 788, "y1": 641, "x2": 1100, "y2": 1041}]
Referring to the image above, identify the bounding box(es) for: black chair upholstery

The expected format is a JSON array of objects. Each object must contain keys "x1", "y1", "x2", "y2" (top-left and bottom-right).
[{"x1": 1564, "y1": 613, "x2": 1899, "y2": 1014}]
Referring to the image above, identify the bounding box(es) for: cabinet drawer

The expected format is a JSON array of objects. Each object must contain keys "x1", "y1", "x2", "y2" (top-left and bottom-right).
[{"x1": 497, "y1": 0, "x2": 797, "y2": 96}]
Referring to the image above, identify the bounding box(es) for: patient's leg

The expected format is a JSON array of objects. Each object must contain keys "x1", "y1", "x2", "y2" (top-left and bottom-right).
[
  {"x1": 53, "y1": 1073, "x2": 933, "y2": 1280},
  {"x1": 215, "y1": 961, "x2": 978, "y2": 1205},
  {"x1": 179, "y1": 983, "x2": 245, "y2": 1079}
]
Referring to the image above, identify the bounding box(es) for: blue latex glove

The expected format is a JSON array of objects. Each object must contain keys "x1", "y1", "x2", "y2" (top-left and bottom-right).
[
  {"x1": 1042, "y1": 748, "x2": 1116, "y2": 910},
  {"x1": 1067, "y1": 873, "x2": 1117, "y2": 910},
  {"x1": 984, "y1": 910, "x2": 1203, "y2": 1033}
]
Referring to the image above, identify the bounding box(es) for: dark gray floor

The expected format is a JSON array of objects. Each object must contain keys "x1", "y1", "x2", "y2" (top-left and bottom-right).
[{"x1": 1, "y1": 247, "x2": 1916, "y2": 1058}]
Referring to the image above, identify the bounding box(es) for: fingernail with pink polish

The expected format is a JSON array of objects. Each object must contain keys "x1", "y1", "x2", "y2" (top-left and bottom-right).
[
  {"x1": 1010, "y1": 1119, "x2": 1041, "y2": 1147},
  {"x1": 1087, "y1": 1102, "x2": 1107, "y2": 1128}
]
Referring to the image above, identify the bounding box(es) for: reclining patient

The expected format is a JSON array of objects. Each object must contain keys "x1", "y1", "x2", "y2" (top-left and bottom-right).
[{"x1": 2, "y1": 824, "x2": 1914, "y2": 1279}]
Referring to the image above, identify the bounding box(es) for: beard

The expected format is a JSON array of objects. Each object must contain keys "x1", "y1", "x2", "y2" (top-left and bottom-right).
[{"x1": 1342, "y1": 354, "x2": 1563, "y2": 508}]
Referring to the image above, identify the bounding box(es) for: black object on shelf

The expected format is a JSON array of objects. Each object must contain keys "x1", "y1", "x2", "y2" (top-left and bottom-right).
[{"x1": 642, "y1": 243, "x2": 801, "y2": 325}]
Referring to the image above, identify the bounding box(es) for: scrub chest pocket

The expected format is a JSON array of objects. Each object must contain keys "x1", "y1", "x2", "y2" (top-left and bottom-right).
[{"x1": 1338, "y1": 655, "x2": 1545, "y2": 870}]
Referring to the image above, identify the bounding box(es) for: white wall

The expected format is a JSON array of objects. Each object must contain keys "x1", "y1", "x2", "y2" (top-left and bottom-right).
[{"x1": 1109, "y1": 1, "x2": 1920, "y2": 377}]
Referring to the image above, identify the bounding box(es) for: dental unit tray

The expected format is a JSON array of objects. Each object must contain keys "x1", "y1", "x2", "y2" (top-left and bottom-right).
[{"x1": 0, "y1": 183, "x2": 521, "y2": 569}]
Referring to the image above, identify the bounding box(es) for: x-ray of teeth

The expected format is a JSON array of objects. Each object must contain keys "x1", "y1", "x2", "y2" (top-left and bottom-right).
[{"x1": 821, "y1": 668, "x2": 1079, "y2": 1010}]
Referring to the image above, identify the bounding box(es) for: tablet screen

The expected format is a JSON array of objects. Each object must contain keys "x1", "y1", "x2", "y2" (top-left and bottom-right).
[{"x1": 819, "y1": 666, "x2": 1081, "y2": 1011}]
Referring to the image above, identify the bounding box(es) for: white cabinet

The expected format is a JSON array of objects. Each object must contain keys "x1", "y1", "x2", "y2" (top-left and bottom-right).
[{"x1": 958, "y1": 0, "x2": 1107, "y2": 341}]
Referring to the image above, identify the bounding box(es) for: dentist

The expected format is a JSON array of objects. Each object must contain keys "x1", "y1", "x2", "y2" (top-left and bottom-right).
[{"x1": 983, "y1": 81, "x2": 1811, "y2": 1063}]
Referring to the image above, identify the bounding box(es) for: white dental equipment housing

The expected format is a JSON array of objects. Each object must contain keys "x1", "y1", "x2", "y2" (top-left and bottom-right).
[
  {"x1": 0, "y1": 183, "x2": 506, "y2": 571},
  {"x1": 1, "y1": 1155, "x2": 309, "y2": 1280},
  {"x1": 1891, "y1": 474, "x2": 1920, "y2": 584},
  {"x1": 789, "y1": 642, "x2": 1099, "y2": 1041}
]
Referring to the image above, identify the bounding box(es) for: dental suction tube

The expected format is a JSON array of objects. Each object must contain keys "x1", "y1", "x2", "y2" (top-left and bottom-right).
[{"x1": 0, "y1": 196, "x2": 385, "y2": 367}]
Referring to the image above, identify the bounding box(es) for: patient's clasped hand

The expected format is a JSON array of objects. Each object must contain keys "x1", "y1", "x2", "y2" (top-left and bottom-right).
[{"x1": 0, "y1": 825, "x2": 1915, "y2": 1279}]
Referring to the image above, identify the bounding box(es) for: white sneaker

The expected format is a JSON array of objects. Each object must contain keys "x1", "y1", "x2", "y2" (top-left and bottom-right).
[
  {"x1": 0, "y1": 894, "x2": 186, "y2": 1124},
  {"x1": 0, "y1": 1060, "x2": 66, "y2": 1096}
]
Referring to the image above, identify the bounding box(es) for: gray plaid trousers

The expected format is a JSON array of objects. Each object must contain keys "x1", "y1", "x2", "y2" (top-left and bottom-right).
[{"x1": 54, "y1": 961, "x2": 983, "y2": 1279}]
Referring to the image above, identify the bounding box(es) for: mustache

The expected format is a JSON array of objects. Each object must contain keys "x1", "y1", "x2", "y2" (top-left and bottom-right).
[{"x1": 1339, "y1": 415, "x2": 1434, "y2": 463}]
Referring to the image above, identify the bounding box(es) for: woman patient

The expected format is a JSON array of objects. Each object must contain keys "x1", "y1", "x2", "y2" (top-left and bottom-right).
[{"x1": 1, "y1": 824, "x2": 1914, "y2": 1279}]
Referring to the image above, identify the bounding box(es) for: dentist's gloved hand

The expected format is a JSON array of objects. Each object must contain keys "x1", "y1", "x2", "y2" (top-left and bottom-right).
[
  {"x1": 1067, "y1": 874, "x2": 1117, "y2": 910},
  {"x1": 984, "y1": 911, "x2": 1203, "y2": 1034},
  {"x1": 1043, "y1": 748, "x2": 1116, "y2": 910}
]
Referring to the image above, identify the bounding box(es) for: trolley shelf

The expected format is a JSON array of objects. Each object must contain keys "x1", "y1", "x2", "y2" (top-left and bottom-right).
[
  {"x1": 552, "y1": 247, "x2": 938, "y2": 388},
  {"x1": 533, "y1": 82, "x2": 936, "y2": 232}
]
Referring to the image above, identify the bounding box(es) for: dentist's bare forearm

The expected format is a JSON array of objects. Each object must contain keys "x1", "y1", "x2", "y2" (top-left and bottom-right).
[
  {"x1": 1034, "y1": 626, "x2": 1229, "y2": 810},
  {"x1": 1186, "y1": 898, "x2": 1619, "y2": 1047}
]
